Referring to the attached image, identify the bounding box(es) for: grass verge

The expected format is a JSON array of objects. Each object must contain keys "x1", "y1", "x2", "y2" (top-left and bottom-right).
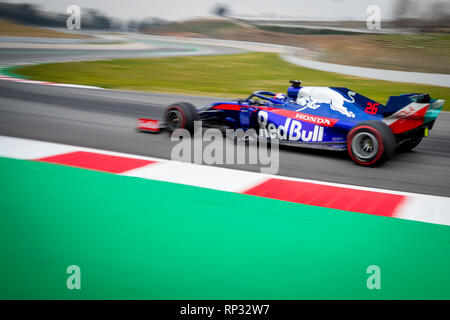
[{"x1": 15, "y1": 52, "x2": 449, "y2": 110}]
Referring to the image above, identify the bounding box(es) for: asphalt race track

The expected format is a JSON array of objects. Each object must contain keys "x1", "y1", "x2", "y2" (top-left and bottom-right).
[{"x1": 1, "y1": 35, "x2": 449, "y2": 197}]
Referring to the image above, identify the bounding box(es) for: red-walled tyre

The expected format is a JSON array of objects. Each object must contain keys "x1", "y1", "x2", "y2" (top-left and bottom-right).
[
  {"x1": 347, "y1": 121, "x2": 396, "y2": 167},
  {"x1": 165, "y1": 102, "x2": 197, "y2": 133}
]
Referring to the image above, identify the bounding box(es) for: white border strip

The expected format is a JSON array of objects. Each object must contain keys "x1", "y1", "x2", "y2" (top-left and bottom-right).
[
  {"x1": 0, "y1": 64, "x2": 104, "y2": 89},
  {"x1": 281, "y1": 54, "x2": 450, "y2": 88}
]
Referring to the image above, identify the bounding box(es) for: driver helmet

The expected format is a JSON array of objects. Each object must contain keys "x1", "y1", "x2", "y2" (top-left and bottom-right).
[{"x1": 274, "y1": 93, "x2": 287, "y2": 101}]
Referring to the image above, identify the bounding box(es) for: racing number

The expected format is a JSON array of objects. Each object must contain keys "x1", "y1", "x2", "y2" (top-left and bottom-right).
[{"x1": 365, "y1": 102, "x2": 379, "y2": 115}]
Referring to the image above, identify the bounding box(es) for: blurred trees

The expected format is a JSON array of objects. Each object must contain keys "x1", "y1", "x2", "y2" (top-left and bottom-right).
[
  {"x1": 211, "y1": 4, "x2": 230, "y2": 17},
  {"x1": 83, "y1": 9, "x2": 112, "y2": 29},
  {"x1": 0, "y1": 1, "x2": 169, "y2": 31},
  {"x1": 394, "y1": 0, "x2": 412, "y2": 21},
  {"x1": 0, "y1": 2, "x2": 65, "y2": 26},
  {"x1": 0, "y1": 2, "x2": 113, "y2": 29},
  {"x1": 393, "y1": 0, "x2": 450, "y2": 31},
  {"x1": 0, "y1": 0, "x2": 448, "y2": 33}
]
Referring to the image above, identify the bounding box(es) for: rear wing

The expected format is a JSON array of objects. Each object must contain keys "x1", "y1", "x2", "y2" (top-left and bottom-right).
[
  {"x1": 382, "y1": 94, "x2": 431, "y2": 116},
  {"x1": 382, "y1": 98, "x2": 444, "y2": 134}
]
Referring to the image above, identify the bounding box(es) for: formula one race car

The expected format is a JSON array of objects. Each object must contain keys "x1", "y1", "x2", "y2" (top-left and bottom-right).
[{"x1": 138, "y1": 80, "x2": 445, "y2": 166}]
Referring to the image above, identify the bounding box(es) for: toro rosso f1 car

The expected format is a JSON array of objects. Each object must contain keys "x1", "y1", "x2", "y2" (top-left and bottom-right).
[{"x1": 138, "y1": 80, "x2": 445, "y2": 166}]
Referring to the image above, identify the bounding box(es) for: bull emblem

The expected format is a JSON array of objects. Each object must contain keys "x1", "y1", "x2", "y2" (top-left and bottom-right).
[{"x1": 296, "y1": 87, "x2": 356, "y2": 118}]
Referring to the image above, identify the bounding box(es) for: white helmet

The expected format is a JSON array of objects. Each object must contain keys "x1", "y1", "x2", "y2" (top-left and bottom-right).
[{"x1": 274, "y1": 93, "x2": 287, "y2": 101}]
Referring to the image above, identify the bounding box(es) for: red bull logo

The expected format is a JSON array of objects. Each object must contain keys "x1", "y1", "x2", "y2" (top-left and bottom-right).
[{"x1": 258, "y1": 110, "x2": 324, "y2": 142}]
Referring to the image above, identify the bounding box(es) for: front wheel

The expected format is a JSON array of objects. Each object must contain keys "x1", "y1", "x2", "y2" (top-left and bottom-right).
[
  {"x1": 347, "y1": 121, "x2": 396, "y2": 166},
  {"x1": 165, "y1": 102, "x2": 197, "y2": 133}
]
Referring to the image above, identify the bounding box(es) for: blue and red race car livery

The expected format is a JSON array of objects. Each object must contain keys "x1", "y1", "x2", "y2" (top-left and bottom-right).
[{"x1": 138, "y1": 80, "x2": 445, "y2": 166}]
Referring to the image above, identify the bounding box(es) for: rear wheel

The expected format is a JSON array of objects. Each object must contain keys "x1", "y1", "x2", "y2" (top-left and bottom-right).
[
  {"x1": 397, "y1": 137, "x2": 422, "y2": 152},
  {"x1": 347, "y1": 121, "x2": 396, "y2": 166},
  {"x1": 165, "y1": 102, "x2": 197, "y2": 133}
]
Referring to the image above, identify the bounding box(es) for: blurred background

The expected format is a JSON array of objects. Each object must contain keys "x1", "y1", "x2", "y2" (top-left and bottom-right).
[
  {"x1": 1, "y1": 1, "x2": 450, "y2": 300},
  {"x1": 1, "y1": 0, "x2": 450, "y2": 73}
]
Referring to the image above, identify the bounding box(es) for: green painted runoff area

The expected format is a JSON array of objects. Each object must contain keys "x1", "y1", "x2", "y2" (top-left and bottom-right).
[{"x1": 0, "y1": 156, "x2": 449, "y2": 299}]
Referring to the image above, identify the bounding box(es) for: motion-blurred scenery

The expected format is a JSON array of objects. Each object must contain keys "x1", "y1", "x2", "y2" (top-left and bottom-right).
[
  {"x1": 1, "y1": 0, "x2": 449, "y2": 105},
  {"x1": 1, "y1": 0, "x2": 450, "y2": 303}
]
